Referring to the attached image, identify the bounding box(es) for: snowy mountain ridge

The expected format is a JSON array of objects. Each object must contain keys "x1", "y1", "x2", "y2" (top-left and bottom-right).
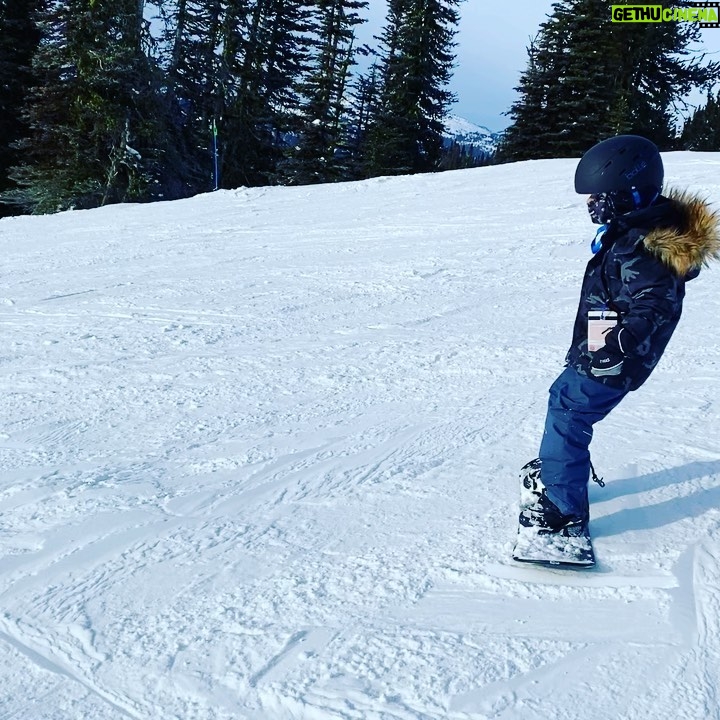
[
  {"x1": 443, "y1": 113, "x2": 503, "y2": 155},
  {"x1": 1, "y1": 155, "x2": 720, "y2": 718}
]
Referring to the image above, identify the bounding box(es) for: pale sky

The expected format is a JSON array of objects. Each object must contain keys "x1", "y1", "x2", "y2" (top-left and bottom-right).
[{"x1": 361, "y1": 0, "x2": 720, "y2": 131}]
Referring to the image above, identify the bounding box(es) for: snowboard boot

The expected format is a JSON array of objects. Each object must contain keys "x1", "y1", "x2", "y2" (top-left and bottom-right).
[
  {"x1": 515, "y1": 464, "x2": 594, "y2": 567},
  {"x1": 519, "y1": 458, "x2": 545, "y2": 510},
  {"x1": 519, "y1": 491, "x2": 587, "y2": 537},
  {"x1": 514, "y1": 490, "x2": 595, "y2": 567}
]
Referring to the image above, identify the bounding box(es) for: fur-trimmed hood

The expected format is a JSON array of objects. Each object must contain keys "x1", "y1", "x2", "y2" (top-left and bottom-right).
[{"x1": 643, "y1": 190, "x2": 720, "y2": 277}]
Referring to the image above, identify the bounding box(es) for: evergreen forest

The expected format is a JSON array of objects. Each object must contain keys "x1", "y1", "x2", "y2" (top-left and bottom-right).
[
  {"x1": 499, "y1": 0, "x2": 720, "y2": 162},
  {"x1": 0, "y1": 0, "x2": 462, "y2": 216},
  {"x1": 2, "y1": 0, "x2": 720, "y2": 217}
]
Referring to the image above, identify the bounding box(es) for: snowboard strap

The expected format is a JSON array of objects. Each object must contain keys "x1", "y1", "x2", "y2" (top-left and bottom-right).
[{"x1": 589, "y1": 459, "x2": 605, "y2": 488}]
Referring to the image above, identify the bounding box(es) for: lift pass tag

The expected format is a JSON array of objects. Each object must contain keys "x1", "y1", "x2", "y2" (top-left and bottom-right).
[{"x1": 588, "y1": 310, "x2": 618, "y2": 351}]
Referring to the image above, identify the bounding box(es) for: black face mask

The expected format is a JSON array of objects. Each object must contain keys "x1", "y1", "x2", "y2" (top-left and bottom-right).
[
  {"x1": 587, "y1": 188, "x2": 658, "y2": 225},
  {"x1": 587, "y1": 193, "x2": 615, "y2": 224}
]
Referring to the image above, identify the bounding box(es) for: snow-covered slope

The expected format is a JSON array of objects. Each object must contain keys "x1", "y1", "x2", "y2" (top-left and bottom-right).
[{"x1": 1, "y1": 155, "x2": 720, "y2": 719}]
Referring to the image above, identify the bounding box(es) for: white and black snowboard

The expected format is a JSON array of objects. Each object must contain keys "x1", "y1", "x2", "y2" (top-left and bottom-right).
[
  {"x1": 512, "y1": 459, "x2": 595, "y2": 568},
  {"x1": 512, "y1": 523, "x2": 595, "y2": 568}
]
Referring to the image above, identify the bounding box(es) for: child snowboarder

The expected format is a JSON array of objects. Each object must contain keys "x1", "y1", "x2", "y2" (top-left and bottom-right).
[{"x1": 513, "y1": 134, "x2": 720, "y2": 566}]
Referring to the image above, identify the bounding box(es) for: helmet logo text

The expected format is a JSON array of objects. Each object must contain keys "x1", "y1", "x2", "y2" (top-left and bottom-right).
[{"x1": 625, "y1": 160, "x2": 648, "y2": 180}]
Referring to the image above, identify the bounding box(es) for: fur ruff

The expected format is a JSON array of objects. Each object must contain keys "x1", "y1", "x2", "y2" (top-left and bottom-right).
[{"x1": 643, "y1": 190, "x2": 720, "y2": 277}]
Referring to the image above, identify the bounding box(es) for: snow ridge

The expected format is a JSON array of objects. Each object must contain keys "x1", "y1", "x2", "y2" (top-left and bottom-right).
[{"x1": 443, "y1": 113, "x2": 502, "y2": 155}]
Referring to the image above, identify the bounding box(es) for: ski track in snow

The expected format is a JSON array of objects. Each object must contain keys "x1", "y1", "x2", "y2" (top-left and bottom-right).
[{"x1": 0, "y1": 156, "x2": 719, "y2": 718}]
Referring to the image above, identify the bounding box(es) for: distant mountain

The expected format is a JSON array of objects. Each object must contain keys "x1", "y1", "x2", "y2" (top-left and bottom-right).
[{"x1": 442, "y1": 115, "x2": 503, "y2": 158}]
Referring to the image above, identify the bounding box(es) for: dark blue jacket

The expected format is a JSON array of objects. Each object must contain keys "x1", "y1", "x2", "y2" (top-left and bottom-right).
[{"x1": 566, "y1": 192, "x2": 719, "y2": 391}]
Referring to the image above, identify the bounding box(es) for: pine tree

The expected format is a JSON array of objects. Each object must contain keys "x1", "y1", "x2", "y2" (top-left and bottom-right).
[
  {"x1": 343, "y1": 59, "x2": 381, "y2": 178},
  {"x1": 160, "y1": 0, "x2": 226, "y2": 193},
  {"x1": 364, "y1": 0, "x2": 461, "y2": 177},
  {"x1": 220, "y1": 0, "x2": 316, "y2": 188},
  {"x1": 7, "y1": 0, "x2": 174, "y2": 213},
  {"x1": 680, "y1": 92, "x2": 720, "y2": 150},
  {"x1": 496, "y1": 33, "x2": 559, "y2": 161},
  {"x1": 499, "y1": 0, "x2": 720, "y2": 161},
  {"x1": 279, "y1": 0, "x2": 368, "y2": 185},
  {"x1": 0, "y1": 0, "x2": 42, "y2": 217},
  {"x1": 439, "y1": 140, "x2": 491, "y2": 170}
]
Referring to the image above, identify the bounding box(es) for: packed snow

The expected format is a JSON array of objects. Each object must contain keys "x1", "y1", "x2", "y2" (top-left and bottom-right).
[{"x1": 1, "y1": 154, "x2": 720, "y2": 719}]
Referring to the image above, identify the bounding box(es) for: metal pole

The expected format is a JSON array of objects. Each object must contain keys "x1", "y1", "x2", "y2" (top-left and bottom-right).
[{"x1": 212, "y1": 118, "x2": 219, "y2": 191}]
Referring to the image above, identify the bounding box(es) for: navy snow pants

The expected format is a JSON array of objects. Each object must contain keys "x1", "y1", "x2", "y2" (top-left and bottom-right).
[{"x1": 539, "y1": 367, "x2": 628, "y2": 519}]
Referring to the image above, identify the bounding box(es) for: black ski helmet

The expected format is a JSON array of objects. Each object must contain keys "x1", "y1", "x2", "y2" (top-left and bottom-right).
[{"x1": 574, "y1": 135, "x2": 663, "y2": 195}]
